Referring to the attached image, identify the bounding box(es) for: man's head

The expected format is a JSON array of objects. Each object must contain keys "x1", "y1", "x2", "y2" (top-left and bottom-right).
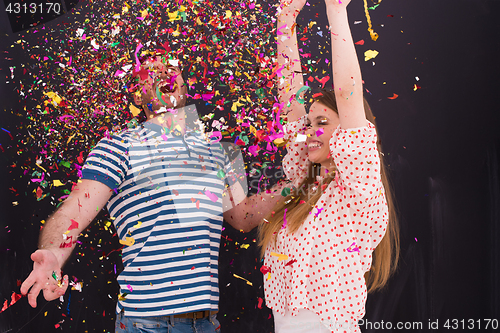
[{"x1": 129, "y1": 54, "x2": 188, "y2": 119}]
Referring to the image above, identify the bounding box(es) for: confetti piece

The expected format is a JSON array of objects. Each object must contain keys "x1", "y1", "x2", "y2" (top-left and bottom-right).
[
  {"x1": 210, "y1": 131, "x2": 222, "y2": 143},
  {"x1": 127, "y1": 284, "x2": 133, "y2": 292},
  {"x1": 118, "y1": 293, "x2": 128, "y2": 301},
  {"x1": 133, "y1": 221, "x2": 142, "y2": 228},
  {"x1": 233, "y1": 274, "x2": 253, "y2": 286},
  {"x1": 281, "y1": 187, "x2": 291, "y2": 197},
  {"x1": 364, "y1": 50, "x2": 379, "y2": 61},
  {"x1": 355, "y1": 40, "x2": 365, "y2": 45},
  {"x1": 295, "y1": 86, "x2": 311, "y2": 104},
  {"x1": 204, "y1": 190, "x2": 218, "y2": 202},
  {"x1": 0, "y1": 292, "x2": 23, "y2": 313},
  {"x1": 363, "y1": 0, "x2": 379, "y2": 41},
  {"x1": 285, "y1": 259, "x2": 297, "y2": 266},
  {"x1": 314, "y1": 207, "x2": 323, "y2": 218},
  {"x1": 314, "y1": 76, "x2": 329, "y2": 89},
  {"x1": 270, "y1": 252, "x2": 289, "y2": 261},
  {"x1": 240, "y1": 244, "x2": 250, "y2": 249},
  {"x1": 119, "y1": 237, "x2": 135, "y2": 247},
  {"x1": 281, "y1": 208, "x2": 288, "y2": 230},
  {"x1": 388, "y1": 93, "x2": 399, "y2": 99},
  {"x1": 258, "y1": 297, "x2": 264, "y2": 309},
  {"x1": 260, "y1": 265, "x2": 271, "y2": 274},
  {"x1": 217, "y1": 170, "x2": 226, "y2": 179},
  {"x1": 53, "y1": 180, "x2": 64, "y2": 187},
  {"x1": 347, "y1": 242, "x2": 360, "y2": 253},
  {"x1": 68, "y1": 219, "x2": 78, "y2": 231},
  {"x1": 316, "y1": 128, "x2": 324, "y2": 137},
  {"x1": 267, "y1": 272, "x2": 271, "y2": 281}
]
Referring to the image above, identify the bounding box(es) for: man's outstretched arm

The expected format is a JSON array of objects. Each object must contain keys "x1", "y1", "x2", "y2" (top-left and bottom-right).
[{"x1": 20, "y1": 179, "x2": 113, "y2": 307}]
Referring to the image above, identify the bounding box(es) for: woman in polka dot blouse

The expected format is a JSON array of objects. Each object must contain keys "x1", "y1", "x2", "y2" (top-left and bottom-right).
[{"x1": 258, "y1": 0, "x2": 400, "y2": 332}]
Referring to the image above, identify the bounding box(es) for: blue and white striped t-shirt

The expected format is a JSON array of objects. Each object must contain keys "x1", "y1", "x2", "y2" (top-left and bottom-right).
[{"x1": 82, "y1": 118, "x2": 233, "y2": 317}]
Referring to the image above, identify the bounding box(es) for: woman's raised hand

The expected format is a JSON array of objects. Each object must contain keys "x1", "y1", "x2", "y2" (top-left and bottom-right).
[
  {"x1": 324, "y1": 0, "x2": 351, "y2": 8},
  {"x1": 279, "y1": 0, "x2": 308, "y2": 15}
]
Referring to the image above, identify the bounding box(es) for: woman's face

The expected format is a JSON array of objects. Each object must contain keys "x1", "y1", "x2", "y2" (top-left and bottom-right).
[{"x1": 305, "y1": 102, "x2": 340, "y2": 168}]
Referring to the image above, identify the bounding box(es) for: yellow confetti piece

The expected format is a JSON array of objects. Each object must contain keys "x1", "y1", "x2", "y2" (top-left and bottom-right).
[
  {"x1": 119, "y1": 237, "x2": 135, "y2": 247},
  {"x1": 240, "y1": 244, "x2": 250, "y2": 249},
  {"x1": 36, "y1": 163, "x2": 47, "y2": 172},
  {"x1": 267, "y1": 272, "x2": 271, "y2": 281},
  {"x1": 225, "y1": 10, "x2": 232, "y2": 19},
  {"x1": 53, "y1": 179, "x2": 64, "y2": 187},
  {"x1": 270, "y1": 252, "x2": 289, "y2": 261},
  {"x1": 363, "y1": 0, "x2": 379, "y2": 41},
  {"x1": 231, "y1": 100, "x2": 244, "y2": 112},
  {"x1": 233, "y1": 274, "x2": 253, "y2": 286},
  {"x1": 364, "y1": 50, "x2": 379, "y2": 61},
  {"x1": 133, "y1": 221, "x2": 142, "y2": 228},
  {"x1": 129, "y1": 104, "x2": 141, "y2": 117}
]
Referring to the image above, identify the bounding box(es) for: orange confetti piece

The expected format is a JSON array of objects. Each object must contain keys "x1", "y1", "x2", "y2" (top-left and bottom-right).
[
  {"x1": 388, "y1": 93, "x2": 399, "y2": 100},
  {"x1": 270, "y1": 252, "x2": 289, "y2": 261}
]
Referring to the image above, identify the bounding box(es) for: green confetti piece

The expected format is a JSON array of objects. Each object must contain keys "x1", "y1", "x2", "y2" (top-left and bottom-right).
[
  {"x1": 281, "y1": 187, "x2": 291, "y2": 197},
  {"x1": 217, "y1": 169, "x2": 226, "y2": 179},
  {"x1": 110, "y1": 42, "x2": 120, "y2": 47},
  {"x1": 240, "y1": 133, "x2": 249, "y2": 145},
  {"x1": 59, "y1": 160, "x2": 71, "y2": 168},
  {"x1": 256, "y1": 88, "x2": 265, "y2": 99}
]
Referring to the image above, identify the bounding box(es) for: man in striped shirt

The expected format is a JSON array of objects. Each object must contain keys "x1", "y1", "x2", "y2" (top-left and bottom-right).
[{"x1": 20, "y1": 52, "x2": 281, "y2": 332}]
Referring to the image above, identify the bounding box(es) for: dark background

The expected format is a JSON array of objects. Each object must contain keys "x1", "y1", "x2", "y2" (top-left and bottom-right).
[{"x1": 1, "y1": 0, "x2": 500, "y2": 332}]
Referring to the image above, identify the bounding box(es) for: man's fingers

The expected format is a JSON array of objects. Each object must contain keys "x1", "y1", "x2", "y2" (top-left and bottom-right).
[
  {"x1": 27, "y1": 282, "x2": 42, "y2": 308},
  {"x1": 20, "y1": 270, "x2": 37, "y2": 295}
]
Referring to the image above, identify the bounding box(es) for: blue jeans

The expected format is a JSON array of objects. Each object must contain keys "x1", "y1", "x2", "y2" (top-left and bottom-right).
[{"x1": 115, "y1": 311, "x2": 220, "y2": 333}]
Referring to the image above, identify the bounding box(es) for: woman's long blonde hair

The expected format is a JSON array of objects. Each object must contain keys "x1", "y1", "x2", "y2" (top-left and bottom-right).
[{"x1": 258, "y1": 90, "x2": 400, "y2": 293}]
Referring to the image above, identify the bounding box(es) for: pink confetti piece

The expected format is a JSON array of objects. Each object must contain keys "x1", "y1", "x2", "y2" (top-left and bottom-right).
[
  {"x1": 314, "y1": 207, "x2": 323, "y2": 218},
  {"x1": 347, "y1": 242, "x2": 360, "y2": 253},
  {"x1": 114, "y1": 70, "x2": 124, "y2": 77},
  {"x1": 127, "y1": 284, "x2": 133, "y2": 292},
  {"x1": 204, "y1": 190, "x2": 218, "y2": 202},
  {"x1": 277, "y1": 24, "x2": 287, "y2": 35},
  {"x1": 161, "y1": 134, "x2": 169, "y2": 141},
  {"x1": 134, "y1": 43, "x2": 143, "y2": 71},
  {"x1": 316, "y1": 128, "x2": 324, "y2": 137},
  {"x1": 209, "y1": 131, "x2": 222, "y2": 143},
  {"x1": 281, "y1": 208, "x2": 288, "y2": 230},
  {"x1": 249, "y1": 145, "x2": 260, "y2": 157}
]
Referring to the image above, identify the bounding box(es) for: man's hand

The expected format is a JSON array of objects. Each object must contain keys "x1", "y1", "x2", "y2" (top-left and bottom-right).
[{"x1": 21, "y1": 249, "x2": 69, "y2": 308}]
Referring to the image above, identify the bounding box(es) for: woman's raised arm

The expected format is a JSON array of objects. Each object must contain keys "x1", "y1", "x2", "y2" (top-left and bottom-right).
[
  {"x1": 277, "y1": 0, "x2": 307, "y2": 123},
  {"x1": 326, "y1": 0, "x2": 367, "y2": 129}
]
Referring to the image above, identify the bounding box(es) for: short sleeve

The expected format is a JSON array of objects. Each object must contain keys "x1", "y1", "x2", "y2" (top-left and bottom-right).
[
  {"x1": 81, "y1": 135, "x2": 129, "y2": 190},
  {"x1": 330, "y1": 121, "x2": 382, "y2": 199},
  {"x1": 282, "y1": 115, "x2": 309, "y2": 185}
]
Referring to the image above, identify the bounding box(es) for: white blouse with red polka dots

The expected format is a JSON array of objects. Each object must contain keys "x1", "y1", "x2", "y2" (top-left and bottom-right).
[{"x1": 263, "y1": 116, "x2": 389, "y2": 333}]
